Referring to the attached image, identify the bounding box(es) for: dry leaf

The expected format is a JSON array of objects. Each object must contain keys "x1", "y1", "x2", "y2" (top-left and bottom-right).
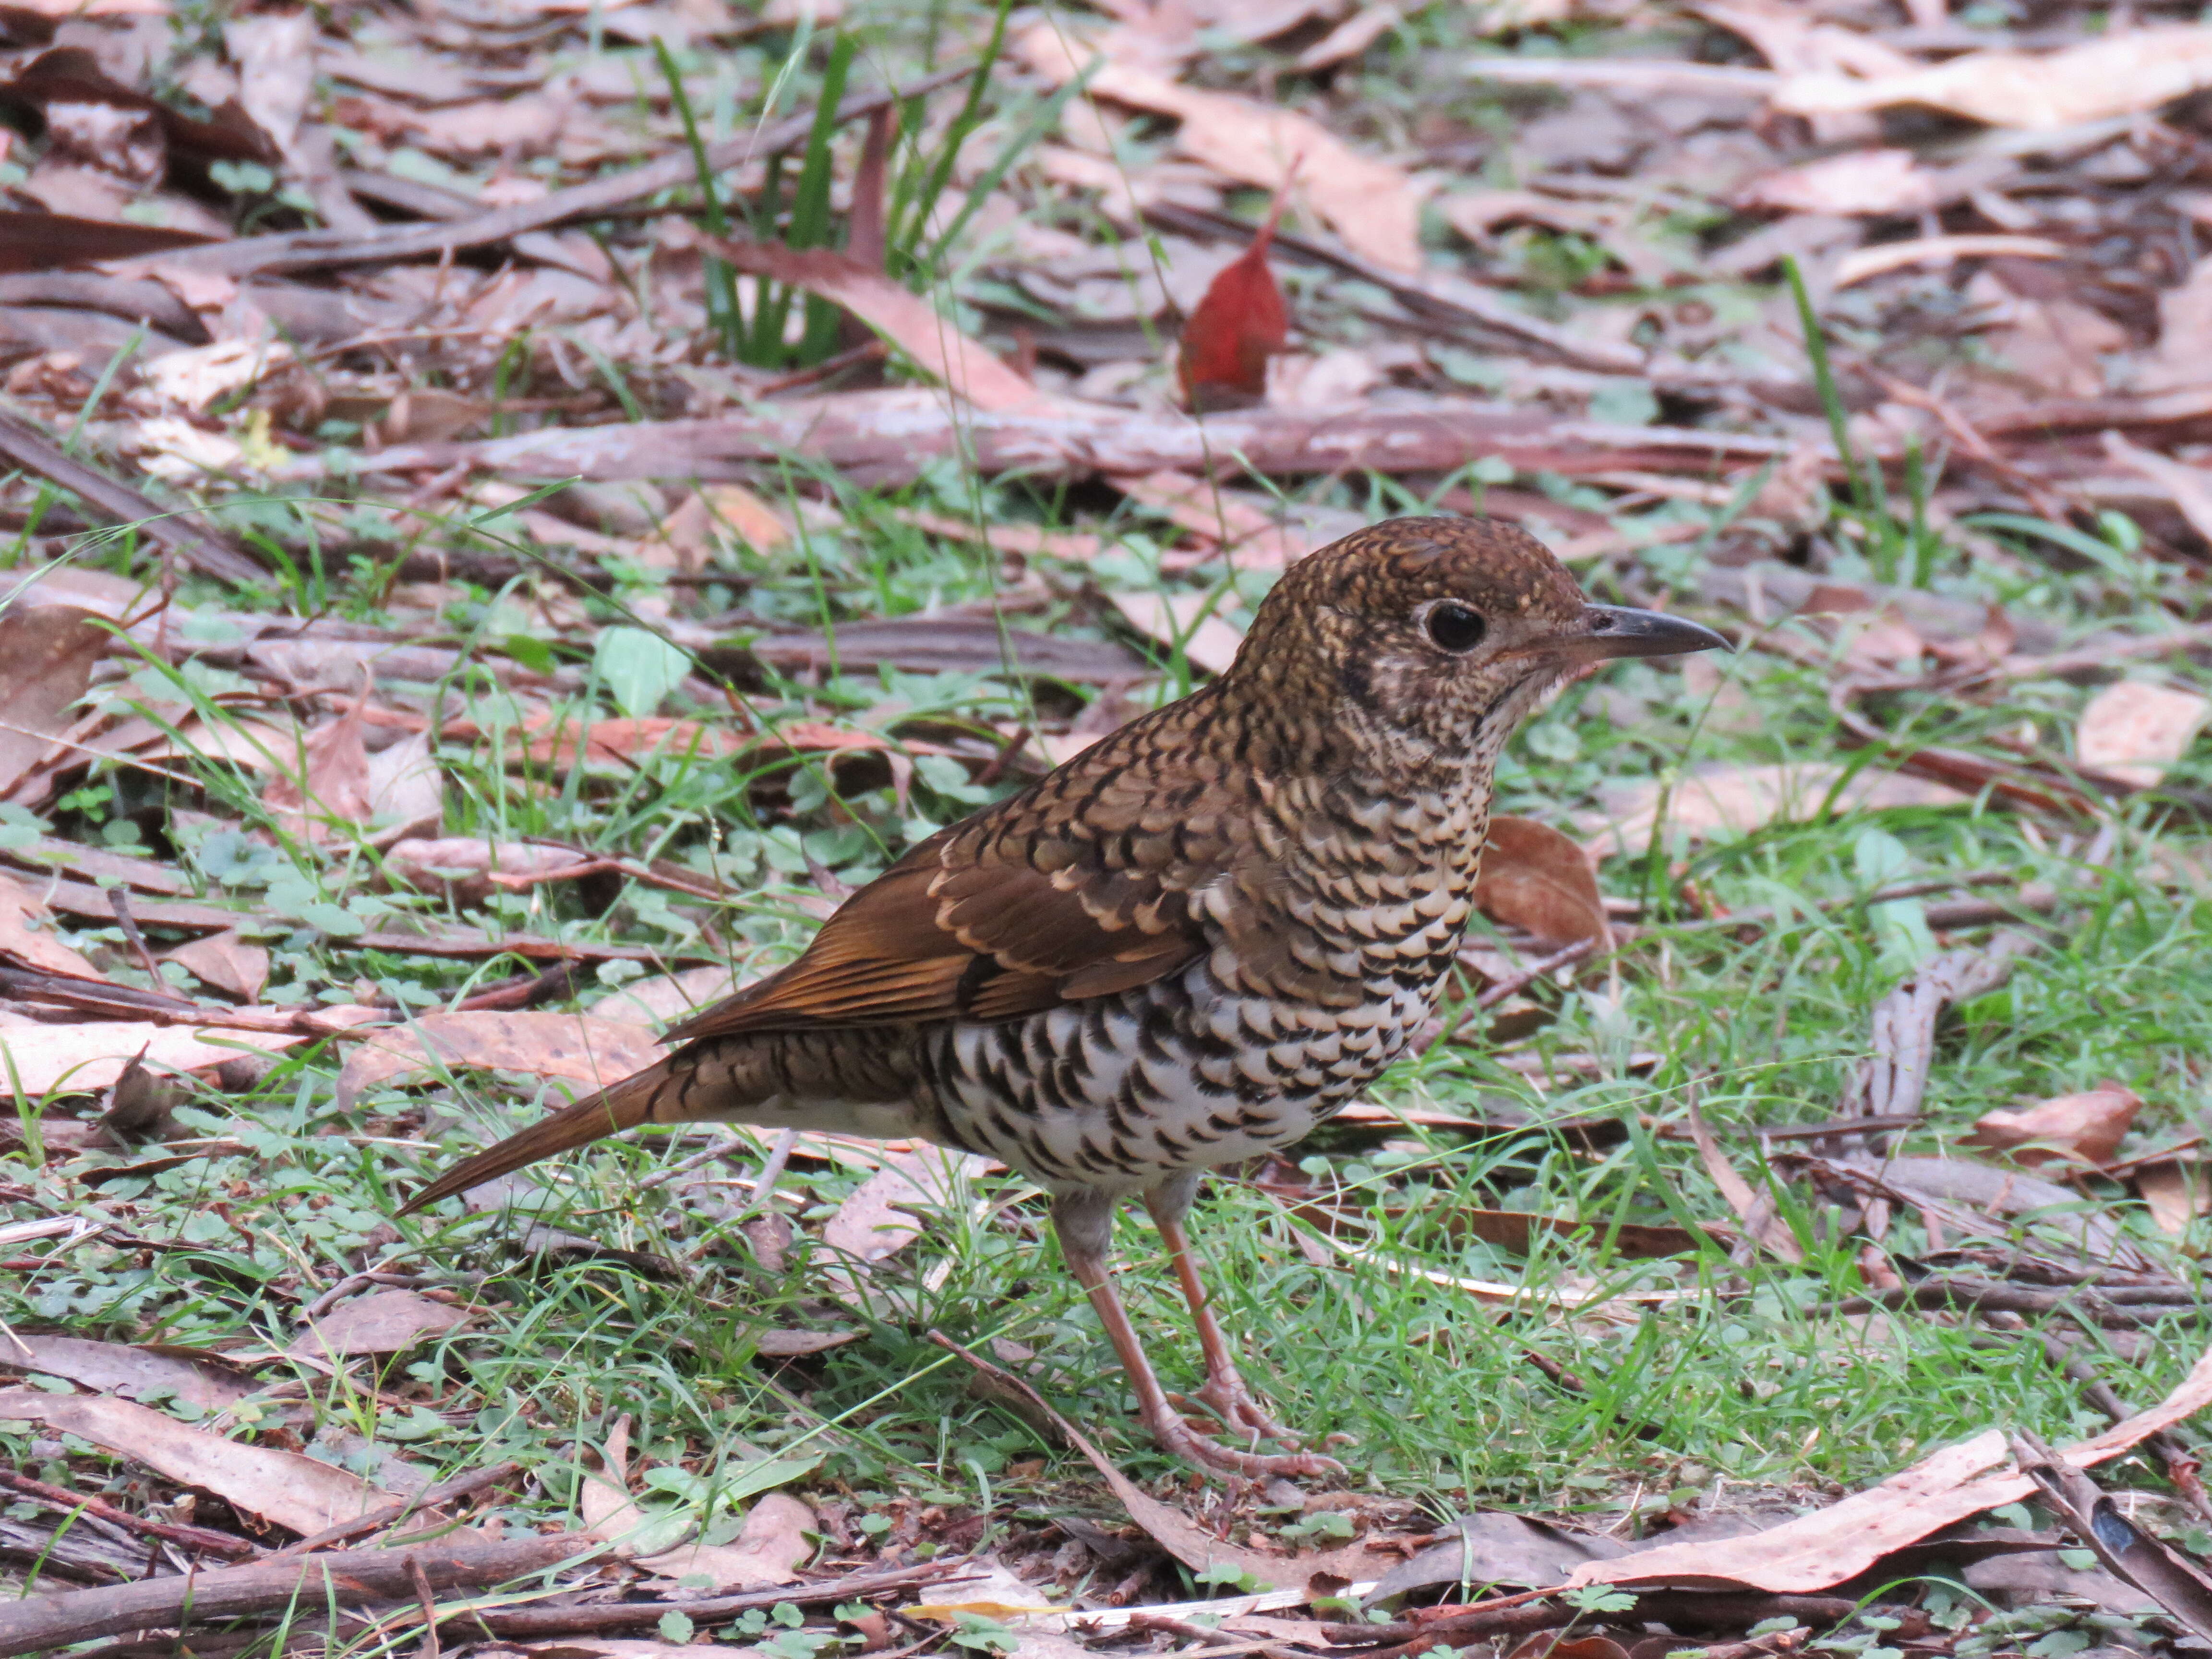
[
  {"x1": 592, "y1": 963, "x2": 749, "y2": 1027},
  {"x1": 2137, "y1": 1162, "x2": 2210, "y2": 1237},
  {"x1": 706, "y1": 236, "x2": 1042, "y2": 412},
  {"x1": 822, "y1": 1145, "x2": 993, "y2": 1277},
  {"x1": 387, "y1": 837, "x2": 594, "y2": 902},
  {"x1": 1834, "y1": 234, "x2": 2065, "y2": 289},
  {"x1": 1738, "y1": 148, "x2": 1938, "y2": 216},
  {"x1": 2076, "y1": 681, "x2": 2212, "y2": 787},
  {"x1": 0, "y1": 602, "x2": 110, "y2": 799},
  {"x1": 0, "y1": 1012, "x2": 374, "y2": 1095},
  {"x1": 2103, "y1": 432, "x2": 2212, "y2": 548},
  {"x1": 1178, "y1": 194, "x2": 1289, "y2": 409},
  {"x1": 334, "y1": 1011, "x2": 661, "y2": 1111},
  {"x1": 1574, "y1": 1339, "x2": 2212, "y2": 1592},
  {"x1": 0, "y1": 870, "x2": 103, "y2": 978},
  {"x1": 1773, "y1": 25, "x2": 2212, "y2": 131},
  {"x1": 0, "y1": 1389, "x2": 397, "y2": 1536},
  {"x1": 1583, "y1": 762, "x2": 1969, "y2": 859},
  {"x1": 1472, "y1": 815, "x2": 1610, "y2": 951},
  {"x1": 289, "y1": 1289, "x2": 472, "y2": 1360},
  {"x1": 1965, "y1": 1084, "x2": 2141, "y2": 1168},
  {"x1": 1018, "y1": 26, "x2": 1421, "y2": 272},
  {"x1": 164, "y1": 929, "x2": 270, "y2": 1002},
  {"x1": 636, "y1": 1491, "x2": 816, "y2": 1591},
  {"x1": 264, "y1": 701, "x2": 372, "y2": 843},
  {"x1": 142, "y1": 338, "x2": 296, "y2": 411},
  {"x1": 582, "y1": 1417, "x2": 819, "y2": 1590},
  {"x1": 659, "y1": 484, "x2": 792, "y2": 570},
  {"x1": 0, "y1": 1334, "x2": 253, "y2": 1412},
  {"x1": 1108, "y1": 590, "x2": 1247, "y2": 674}
]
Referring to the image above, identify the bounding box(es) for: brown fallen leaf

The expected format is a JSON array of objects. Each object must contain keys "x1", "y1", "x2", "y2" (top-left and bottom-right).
[
  {"x1": 289, "y1": 1289, "x2": 472, "y2": 1361},
  {"x1": 1473, "y1": 816, "x2": 1610, "y2": 951},
  {"x1": 705, "y1": 235, "x2": 1043, "y2": 412},
  {"x1": 0, "y1": 1388, "x2": 397, "y2": 1536},
  {"x1": 335, "y1": 1011, "x2": 661, "y2": 1111},
  {"x1": 1684, "y1": 1090, "x2": 1803, "y2": 1264},
  {"x1": 2076, "y1": 681, "x2": 2211, "y2": 788},
  {"x1": 164, "y1": 929, "x2": 270, "y2": 1002},
  {"x1": 1574, "y1": 1338, "x2": 2212, "y2": 1593},
  {"x1": 2138, "y1": 1162, "x2": 2211, "y2": 1237},
  {"x1": 1111, "y1": 472, "x2": 1323, "y2": 566},
  {"x1": 0, "y1": 870, "x2": 103, "y2": 978},
  {"x1": 386, "y1": 837, "x2": 595, "y2": 903},
  {"x1": 638, "y1": 1492, "x2": 816, "y2": 1592},
  {"x1": 821, "y1": 1145, "x2": 994, "y2": 1283},
  {"x1": 581, "y1": 1417, "x2": 819, "y2": 1590},
  {"x1": 0, "y1": 1012, "x2": 376, "y2": 1096},
  {"x1": 1018, "y1": 26, "x2": 1421, "y2": 273},
  {"x1": 1108, "y1": 590, "x2": 1248, "y2": 675},
  {"x1": 0, "y1": 602, "x2": 109, "y2": 799},
  {"x1": 1737, "y1": 148, "x2": 1940, "y2": 216},
  {"x1": 1965, "y1": 1084, "x2": 2141, "y2": 1168},
  {"x1": 1583, "y1": 762, "x2": 1970, "y2": 859},
  {"x1": 263, "y1": 699, "x2": 372, "y2": 844},
  {"x1": 1835, "y1": 233, "x2": 2066, "y2": 289},
  {"x1": 0, "y1": 1334, "x2": 254, "y2": 1412},
  {"x1": 659, "y1": 483, "x2": 793, "y2": 569},
  {"x1": 1773, "y1": 25, "x2": 2212, "y2": 131}
]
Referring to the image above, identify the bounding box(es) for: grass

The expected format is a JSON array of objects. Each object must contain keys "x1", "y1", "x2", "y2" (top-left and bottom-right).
[
  {"x1": 8, "y1": 449, "x2": 2210, "y2": 1560},
  {"x1": 4, "y1": 0, "x2": 2212, "y2": 1640}
]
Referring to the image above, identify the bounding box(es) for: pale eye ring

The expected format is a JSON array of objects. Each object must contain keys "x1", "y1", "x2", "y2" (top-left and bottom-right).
[{"x1": 1425, "y1": 601, "x2": 1487, "y2": 653}]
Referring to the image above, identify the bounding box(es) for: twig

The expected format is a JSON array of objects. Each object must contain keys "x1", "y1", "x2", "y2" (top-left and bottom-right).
[
  {"x1": 105, "y1": 888, "x2": 166, "y2": 986},
  {"x1": 264, "y1": 1462, "x2": 522, "y2": 1558},
  {"x1": 0, "y1": 963, "x2": 379, "y2": 1041},
  {"x1": 159, "y1": 73, "x2": 970, "y2": 280},
  {"x1": 1425, "y1": 938, "x2": 1597, "y2": 1052},
  {"x1": 431, "y1": 1560, "x2": 966, "y2": 1641},
  {"x1": 0, "y1": 1533, "x2": 589, "y2": 1658},
  {"x1": 0, "y1": 408, "x2": 263, "y2": 585},
  {"x1": 0, "y1": 1467, "x2": 259, "y2": 1560},
  {"x1": 300, "y1": 1268, "x2": 428, "y2": 1322},
  {"x1": 1816, "y1": 1279, "x2": 2202, "y2": 1328}
]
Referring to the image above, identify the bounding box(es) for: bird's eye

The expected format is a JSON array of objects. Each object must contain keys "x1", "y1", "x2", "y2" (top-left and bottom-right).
[{"x1": 1425, "y1": 601, "x2": 1487, "y2": 653}]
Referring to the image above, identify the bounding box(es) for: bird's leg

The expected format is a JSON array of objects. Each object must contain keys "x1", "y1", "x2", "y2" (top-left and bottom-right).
[
  {"x1": 1051, "y1": 1190, "x2": 1342, "y2": 1481},
  {"x1": 1141, "y1": 1175, "x2": 1308, "y2": 1450}
]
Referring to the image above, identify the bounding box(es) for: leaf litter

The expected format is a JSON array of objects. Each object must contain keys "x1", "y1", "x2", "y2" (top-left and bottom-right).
[{"x1": 0, "y1": 0, "x2": 2210, "y2": 1655}]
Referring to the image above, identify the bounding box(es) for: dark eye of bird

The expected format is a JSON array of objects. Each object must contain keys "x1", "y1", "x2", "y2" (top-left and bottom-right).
[{"x1": 1425, "y1": 601, "x2": 1487, "y2": 653}]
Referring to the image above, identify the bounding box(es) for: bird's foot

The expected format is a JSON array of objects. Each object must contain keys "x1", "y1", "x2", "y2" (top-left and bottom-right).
[
  {"x1": 1147, "y1": 1405, "x2": 1346, "y2": 1480},
  {"x1": 1170, "y1": 1374, "x2": 1309, "y2": 1449}
]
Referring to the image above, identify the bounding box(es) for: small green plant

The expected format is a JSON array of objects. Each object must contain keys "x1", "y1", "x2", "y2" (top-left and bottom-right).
[{"x1": 1781, "y1": 256, "x2": 1948, "y2": 589}]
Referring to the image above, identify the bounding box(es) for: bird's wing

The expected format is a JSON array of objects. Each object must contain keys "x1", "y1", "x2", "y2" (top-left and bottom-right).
[{"x1": 664, "y1": 768, "x2": 1221, "y2": 1042}]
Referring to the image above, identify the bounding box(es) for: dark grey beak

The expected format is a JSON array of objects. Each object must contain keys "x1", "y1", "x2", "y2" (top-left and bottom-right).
[{"x1": 1557, "y1": 603, "x2": 1731, "y2": 662}]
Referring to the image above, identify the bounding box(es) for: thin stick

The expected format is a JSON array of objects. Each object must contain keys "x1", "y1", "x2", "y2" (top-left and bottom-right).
[
  {"x1": 105, "y1": 887, "x2": 166, "y2": 986},
  {"x1": 0, "y1": 1467, "x2": 259, "y2": 1560},
  {"x1": 264, "y1": 1462, "x2": 522, "y2": 1559}
]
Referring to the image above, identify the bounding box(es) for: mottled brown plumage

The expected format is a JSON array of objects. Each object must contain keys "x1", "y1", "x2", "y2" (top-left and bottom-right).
[{"x1": 399, "y1": 516, "x2": 1725, "y2": 1478}]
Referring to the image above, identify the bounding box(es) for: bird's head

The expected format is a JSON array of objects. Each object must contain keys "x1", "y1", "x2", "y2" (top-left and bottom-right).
[{"x1": 1227, "y1": 515, "x2": 1728, "y2": 772}]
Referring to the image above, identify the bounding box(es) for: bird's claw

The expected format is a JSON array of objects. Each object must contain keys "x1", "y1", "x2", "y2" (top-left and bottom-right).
[
  {"x1": 1149, "y1": 1407, "x2": 1347, "y2": 1480},
  {"x1": 1157, "y1": 1376, "x2": 1343, "y2": 1480},
  {"x1": 1168, "y1": 1381, "x2": 1307, "y2": 1449}
]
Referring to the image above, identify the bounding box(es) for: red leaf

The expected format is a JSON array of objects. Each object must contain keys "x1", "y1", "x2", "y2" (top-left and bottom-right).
[{"x1": 1177, "y1": 192, "x2": 1289, "y2": 410}]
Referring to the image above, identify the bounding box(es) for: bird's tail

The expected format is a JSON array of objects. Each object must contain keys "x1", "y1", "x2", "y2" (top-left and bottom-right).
[{"x1": 396, "y1": 1060, "x2": 673, "y2": 1216}]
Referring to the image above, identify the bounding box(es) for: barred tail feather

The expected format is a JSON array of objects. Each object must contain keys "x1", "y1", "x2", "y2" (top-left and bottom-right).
[{"x1": 397, "y1": 1061, "x2": 673, "y2": 1216}]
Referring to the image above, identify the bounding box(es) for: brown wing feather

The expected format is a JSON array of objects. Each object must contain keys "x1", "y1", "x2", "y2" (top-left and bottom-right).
[{"x1": 665, "y1": 742, "x2": 1228, "y2": 1045}]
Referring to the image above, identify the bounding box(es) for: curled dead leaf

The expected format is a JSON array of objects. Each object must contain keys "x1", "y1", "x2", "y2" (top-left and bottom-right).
[
  {"x1": 1473, "y1": 815, "x2": 1610, "y2": 951},
  {"x1": 1964, "y1": 1084, "x2": 2141, "y2": 1168}
]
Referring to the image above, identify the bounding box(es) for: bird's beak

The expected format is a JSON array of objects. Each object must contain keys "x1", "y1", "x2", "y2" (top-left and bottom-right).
[{"x1": 1536, "y1": 603, "x2": 1732, "y2": 662}]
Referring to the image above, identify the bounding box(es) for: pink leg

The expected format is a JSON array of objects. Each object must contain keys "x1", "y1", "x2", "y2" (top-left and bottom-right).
[{"x1": 1054, "y1": 1192, "x2": 1342, "y2": 1481}]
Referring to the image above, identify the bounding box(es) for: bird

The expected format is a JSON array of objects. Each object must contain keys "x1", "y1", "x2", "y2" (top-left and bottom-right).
[{"x1": 397, "y1": 516, "x2": 1726, "y2": 1479}]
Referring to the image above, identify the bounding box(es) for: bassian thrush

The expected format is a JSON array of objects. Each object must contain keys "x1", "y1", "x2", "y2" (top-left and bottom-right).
[{"x1": 399, "y1": 516, "x2": 1726, "y2": 1478}]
